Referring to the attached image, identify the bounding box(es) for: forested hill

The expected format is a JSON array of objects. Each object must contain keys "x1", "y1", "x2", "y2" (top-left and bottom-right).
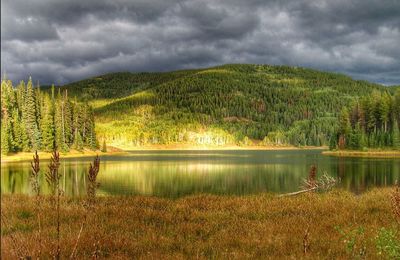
[{"x1": 54, "y1": 64, "x2": 398, "y2": 148}]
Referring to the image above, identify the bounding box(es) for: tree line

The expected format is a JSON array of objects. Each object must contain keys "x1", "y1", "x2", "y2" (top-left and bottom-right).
[
  {"x1": 333, "y1": 91, "x2": 400, "y2": 150},
  {"x1": 1, "y1": 78, "x2": 97, "y2": 155}
]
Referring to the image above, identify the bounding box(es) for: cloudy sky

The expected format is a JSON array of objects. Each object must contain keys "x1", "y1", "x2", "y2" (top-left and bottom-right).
[{"x1": 1, "y1": 0, "x2": 400, "y2": 85}]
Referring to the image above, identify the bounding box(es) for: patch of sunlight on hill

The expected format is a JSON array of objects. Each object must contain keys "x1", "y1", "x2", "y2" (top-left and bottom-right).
[
  {"x1": 196, "y1": 69, "x2": 233, "y2": 75},
  {"x1": 89, "y1": 99, "x2": 115, "y2": 109}
]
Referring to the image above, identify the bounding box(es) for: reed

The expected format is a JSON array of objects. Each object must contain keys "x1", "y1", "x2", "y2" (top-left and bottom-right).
[
  {"x1": 30, "y1": 151, "x2": 42, "y2": 258},
  {"x1": 86, "y1": 155, "x2": 100, "y2": 207},
  {"x1": 45, "y1": 150, "x2": 62, "y2": 259},
  {"x1": 30, "y1": 151, "x2": 40, "y2": 196}
]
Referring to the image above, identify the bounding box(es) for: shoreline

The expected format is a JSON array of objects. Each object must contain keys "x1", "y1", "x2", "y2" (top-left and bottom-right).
[
  {"x1": 0, "y1": 149, "x2": 128, "y2": 163},
  {"x1": 322, "y1": 150, "x2": 400, "y2": 158},
  {"x1": 1, "y1": 145, "x2": 326, "y2": 163}
]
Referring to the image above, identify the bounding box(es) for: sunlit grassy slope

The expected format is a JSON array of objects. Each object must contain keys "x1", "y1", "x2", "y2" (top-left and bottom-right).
[{"x1": 50, "y1": 64, "x2": 393, "y2": 149}]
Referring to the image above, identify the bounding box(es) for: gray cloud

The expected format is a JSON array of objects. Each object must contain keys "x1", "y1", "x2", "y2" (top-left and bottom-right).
[{"x1": 1, "y1": 0, "x2": 399, "y2": 85}]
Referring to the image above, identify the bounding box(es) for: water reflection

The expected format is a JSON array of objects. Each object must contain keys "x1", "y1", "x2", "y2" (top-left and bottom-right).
[{"x1": 1, "y1": 150, "x2": 399, "y2": 197}]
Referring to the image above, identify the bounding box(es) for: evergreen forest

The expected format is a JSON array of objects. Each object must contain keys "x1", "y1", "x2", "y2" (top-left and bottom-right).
[
  {"x1": 2, "y1": 64, "x2": 399, "y2": 153},
  {"x1": 1, "y1": 78, "x2": 97, "y2": 155}
]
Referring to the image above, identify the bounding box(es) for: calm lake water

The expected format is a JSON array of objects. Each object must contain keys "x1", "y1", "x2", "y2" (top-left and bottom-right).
[{"x1": 1, "y1": 150, "x2": 399, "y2": 197}]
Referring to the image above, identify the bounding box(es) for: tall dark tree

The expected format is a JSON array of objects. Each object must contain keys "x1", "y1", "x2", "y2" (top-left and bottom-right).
[
  {"x1": 41, "y1": 94, "x2": 55, "y2": 151},
  {"x1": 24, "y1": 77, "x2": 41, "y2": 150}
]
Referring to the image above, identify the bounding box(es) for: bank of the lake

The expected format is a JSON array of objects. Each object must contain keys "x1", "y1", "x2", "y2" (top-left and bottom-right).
[
  {"x1": 1, "y1": 145, "x2": 325, "y2": 163},
  {"x1": 1, "y1": 189, "x2": 398, "y2": 259},
  {"x1": 0, "y1": 149, "x2": 127, "y2": 163},
  {"x1": 323, "y1": 149, "x2": 400, "y2": 158}
]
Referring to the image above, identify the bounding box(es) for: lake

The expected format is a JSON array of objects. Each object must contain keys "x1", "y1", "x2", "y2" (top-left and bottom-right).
[{"x1": 1, "y1": 150, "x2": 399, "y2": 197}]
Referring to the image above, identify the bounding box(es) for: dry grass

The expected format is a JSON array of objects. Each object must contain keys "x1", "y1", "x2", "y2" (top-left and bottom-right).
[
  {"x1": 1, "y1": 189, "x2": 398, "y2": 259},
  {"x1": 322, "y1": 150, "x2": 400, "y2": 158}
]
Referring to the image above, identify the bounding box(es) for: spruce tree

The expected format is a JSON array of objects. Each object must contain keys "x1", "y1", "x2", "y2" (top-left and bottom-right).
[
  {"x1": 338, "y1": 107, "x2": 351, "y2": 149},
  {"x1": 24, "y1": 77, "x2": 41, "y2": 150},
  {"x1": 1, "y1": 117, "x2": 11, "y2": 155},
  {"x1": 63, "y1": 91, "x2": 73, "y2": 145},
  {"x1": 41, "y1": 94, "x2": 55, "y2": 151},
  {"x1": 54, "y1": 90, "x2": 68, "y2": 152},
  {"x1": 11, "y1": 109, "x2": 22, "y2": 151},
  {"x1": 72, "y1": 100, "x2": 84, "y2": 151},
  {"x1": 392, "y1": 120, "x2": 400, "y2": 149}
]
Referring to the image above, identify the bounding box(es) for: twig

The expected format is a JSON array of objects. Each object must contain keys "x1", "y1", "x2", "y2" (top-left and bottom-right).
[
  {"x1": 278, "y1": 187, "x2": 318, "y2": 197},
  {"x1": 70, "y1": 216, "x2": 87, "y2": 259}
]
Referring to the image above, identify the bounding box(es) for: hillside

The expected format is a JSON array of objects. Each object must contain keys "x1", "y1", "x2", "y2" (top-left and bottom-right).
[{"x1": 55, "y1": 64, "x2": 396, "y2": 148}]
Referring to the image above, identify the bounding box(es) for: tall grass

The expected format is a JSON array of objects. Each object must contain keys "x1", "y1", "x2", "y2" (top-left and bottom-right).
[
  {"x1": 71, "y1": 155, "x2": 101, "y2": 259},
  {"x1": 392, "y1": 181, "x2": 400, "y2": 222},
  {"x1": 1, "y1": 189, "x2": 398, "y2": 259}
]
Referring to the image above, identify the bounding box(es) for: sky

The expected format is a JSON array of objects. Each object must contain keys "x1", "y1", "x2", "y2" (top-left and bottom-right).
[{"x1": 1, "y1": 0, "x2": 400, "y2": 86}]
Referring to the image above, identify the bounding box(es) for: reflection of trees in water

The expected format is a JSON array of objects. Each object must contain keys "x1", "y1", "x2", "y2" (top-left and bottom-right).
[
  {"x1": 333, "y1": 158, "x2": 400, "y2": 193},
  {"x1": 1, "y1": 153, "x2": 399, "y2": 197},
  {"x1": 97, "y1": 161, "x2": 309, "y2": 197}
]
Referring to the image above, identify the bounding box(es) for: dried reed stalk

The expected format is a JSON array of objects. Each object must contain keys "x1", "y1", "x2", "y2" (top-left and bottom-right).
[
  {"x1": 30, "y1": 151, "x2": 42, "y2": 258},
  {"x1": 45, "y1": 149, "x2": 62, "y2": 259},
  {"x1": 86, "y1": 155, "x2": 100, "y2": 207}
]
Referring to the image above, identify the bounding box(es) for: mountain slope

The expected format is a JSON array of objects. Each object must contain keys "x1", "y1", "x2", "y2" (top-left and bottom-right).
[{"x1": 58, "y1": 64, "x2": 395, "y2": 148}]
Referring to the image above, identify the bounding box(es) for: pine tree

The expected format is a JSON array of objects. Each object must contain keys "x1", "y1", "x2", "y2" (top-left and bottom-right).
[
  {"x1": 338, "y1": 107, "x2": 351, "y2": 149},
  {"x1": 63, "y1": 91, "x2": 73, "y2": 145},
  {"x1": 24, "y1": 77, "x2": 41, "y2": 150},
  {"x1": 72, "y1": 100, "x2": 84, "y2": 151},
  {"x1": 87, "y1": 108, "x2": 98, "y2": 150},
  {"x1": 1, "y1": 117, "x2": 11, "y2": 155},
  {"x1": 54, "y1": 90, "x2": 68, "y2": 152},
  {"x1": 11, "y1": 109, "x2": 22, "y2": 151},
  {"x1": 392, "y1": 120, "x2": 400, "y2": 149},
  {"x1": 41, "y1": 94, "x2": 55, "y2": 151}
]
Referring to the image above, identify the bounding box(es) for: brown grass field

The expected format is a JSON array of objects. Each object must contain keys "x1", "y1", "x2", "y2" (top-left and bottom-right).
[{"x1": 1, "y1": 188, "x2": 399, "y2": 259}]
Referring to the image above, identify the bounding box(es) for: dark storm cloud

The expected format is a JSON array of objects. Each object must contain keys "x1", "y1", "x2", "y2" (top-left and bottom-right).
[{"x1": 1, "y1": 0, "x2": 399, "y2": 85}]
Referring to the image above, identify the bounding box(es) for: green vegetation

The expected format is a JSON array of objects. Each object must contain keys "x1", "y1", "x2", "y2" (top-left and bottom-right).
[
  {"x1": 331, "y1": 90, "x2": 400, "y2": 150},
  {"x1": 4, "y1": 64, "x2": 399, "y2": 151},
  {"x1": 0, "y1": 78, "x2": 98, "y2": 155},
  {"x1": 45, "y1": 64, "x2": 397, "y2": 149}
]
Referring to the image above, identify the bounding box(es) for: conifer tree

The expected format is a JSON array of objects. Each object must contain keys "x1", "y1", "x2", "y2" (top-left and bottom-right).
[
  {"x1": 11, "y1": 109, "x2": 23, "y2": 151},
  {"x1": 41, "y1": 94, "x2": 55, "y2": 151},
  {"x1": 24, "y1": 77, "x2": 41, "y2": 150},
  {"x1": 64, "y1": 99, "x2": 73, "y2": 145},
  {"x1": 1, "y1": 117, "x2": 11, "y2": 155},
  {"x1": 72, "y1": 100, "x2": 83, "y2": 151},
  {"x1": 54, "y1": 90, "x2": 68, "y2": 152},
  {"x1": 338, "y1": 107, "x2": 351, "y2": 149},
  {"x1": 393, "y1": 120, "x2": 400, "y2": 149}
]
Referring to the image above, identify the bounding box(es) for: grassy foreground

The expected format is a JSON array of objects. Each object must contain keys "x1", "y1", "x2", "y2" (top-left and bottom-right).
[{"x1": 1, "y1": 189, "x2": 399, "y2": 259}]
